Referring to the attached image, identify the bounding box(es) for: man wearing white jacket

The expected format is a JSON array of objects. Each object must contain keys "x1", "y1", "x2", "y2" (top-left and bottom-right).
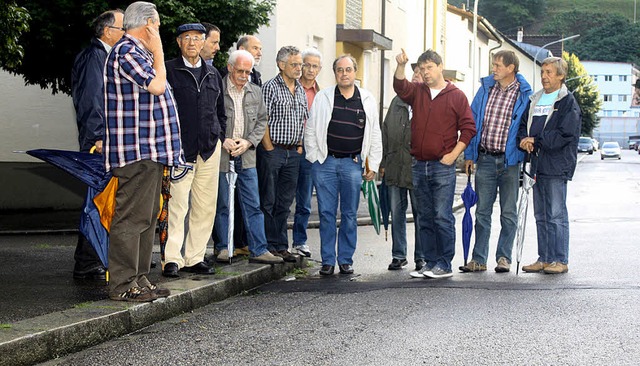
[{"x1": 304, "y1": 54, "x2": 382, "y2": 275}]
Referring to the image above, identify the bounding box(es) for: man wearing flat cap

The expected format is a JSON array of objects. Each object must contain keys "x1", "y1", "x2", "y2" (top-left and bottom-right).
[{"x1": 163, "y1": 22, "x2": 227, "y2": 277}]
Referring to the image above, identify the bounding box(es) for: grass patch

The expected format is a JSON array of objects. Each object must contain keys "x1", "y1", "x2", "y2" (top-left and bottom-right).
[
  {"x1": 0, "y1": 324, "x2": 12, "y2": 329},
  {"x1": 73, "y1": 302, "x2": 92, "y2": 309},
  {"x1": 287, "y1": 268, "x2": 309, "y2": 279},
  {"x1": 215, "y1": 271, "x2": 242, "y2": 276},
  {"x1": 35, "y1": 243, "x2": 51, "y2": 249}
]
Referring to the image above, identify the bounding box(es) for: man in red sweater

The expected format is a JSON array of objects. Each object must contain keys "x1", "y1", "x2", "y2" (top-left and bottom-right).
[{"x1": 393, "y1": 49, "x2": 476, "y2": 279}]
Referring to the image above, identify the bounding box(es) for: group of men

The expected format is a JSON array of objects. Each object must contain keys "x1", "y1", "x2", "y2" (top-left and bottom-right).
[
  {"x1": 71, "y1": 2, "x2": 580, "y2": 302},
  {"x1": 384, "y1": 48, "x2": 579, "y2": 278},
  {"x1": 71, "y1": 1, "x2": 377, "y2": 301}
]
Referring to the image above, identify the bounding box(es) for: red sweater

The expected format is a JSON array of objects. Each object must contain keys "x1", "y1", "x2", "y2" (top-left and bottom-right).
[{"x1": 393, "y1": 78, "x2": 476, "y2": 161}]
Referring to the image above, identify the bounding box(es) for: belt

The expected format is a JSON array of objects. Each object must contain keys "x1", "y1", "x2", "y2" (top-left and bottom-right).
[
  {"x1": 478, "y1": 146, "x2": 504, "y2": 156},
  {"x1": 273, "y1": 143, "x2": 298, "y2": 150},
  {"x1": 329, "y1": 152, "x2": 360, "y2": 159}
]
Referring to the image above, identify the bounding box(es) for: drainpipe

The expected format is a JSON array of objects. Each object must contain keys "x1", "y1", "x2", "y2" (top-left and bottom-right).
[{"x1": 379, "y1": 0, "x2": 386, "y2": 124}]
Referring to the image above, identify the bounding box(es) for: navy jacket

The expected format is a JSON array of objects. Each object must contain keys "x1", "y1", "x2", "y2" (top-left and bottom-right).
[
  {"x1": 71, "y1": 38, "x2": 107, "y2": 152},
  {"x1": 464, "y1": 73, "x2": 532, "y2": 167},
  {"x1": 517, "y1": 84, "x2": 581, "y2": 180},
  {"x1": 166, "y1": 57, "x2": 226, "y2": 162}
]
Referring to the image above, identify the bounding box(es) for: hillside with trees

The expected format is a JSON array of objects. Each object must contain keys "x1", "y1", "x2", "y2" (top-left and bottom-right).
[{"x1": 453, "y1": 1, "x2": 640, "y2": 64}]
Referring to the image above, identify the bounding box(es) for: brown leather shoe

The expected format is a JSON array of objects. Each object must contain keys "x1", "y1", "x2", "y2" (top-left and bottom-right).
[
  {"x1": 522, "y1": 261, "x2": 548, "y2": 273},
  {"x1": 249, "y1": 251, "x2": 284, "y2": 264},
  {"x1": 272, "y1": 250, "x2": 297, "y2": 263},
  {"x1": 543, "y1": 262, "x2": 568, "y2": 274}
]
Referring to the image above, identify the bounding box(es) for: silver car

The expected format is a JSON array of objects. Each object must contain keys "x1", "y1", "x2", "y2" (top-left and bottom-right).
[{"x1": 600, "y1": 141, "x2": 621, "y2": 160}]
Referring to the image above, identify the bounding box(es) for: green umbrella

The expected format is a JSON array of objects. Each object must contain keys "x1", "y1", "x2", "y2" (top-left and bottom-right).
[{"x1": 361, "y1": 160, "x2": 381, "y2": 235}]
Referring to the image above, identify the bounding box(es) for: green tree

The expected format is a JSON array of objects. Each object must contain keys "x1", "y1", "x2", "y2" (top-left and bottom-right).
[
  {"x1": 0, "y1": 1, "x2": 30, "y2": 69},
  {"x1": 543, "y1": 11, "x2": 640, "y2": 66},
  {"x1": 563, "y1": 51, "x2": 601, "y2": 137},
  {"x1": 2, "y1": 0, "x2": 275, "y2": 95},
  {"x1": 474, "y1": 0, "x2": 546, "y2": 33}
]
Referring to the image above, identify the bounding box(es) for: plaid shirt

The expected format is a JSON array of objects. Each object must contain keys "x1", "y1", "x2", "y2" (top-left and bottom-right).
[
  {"x1": 262, "y1": 74, "x2": 308, "y2": 145},
  {"x1": 480, "y1": 79, "x2": 520, "y2": 152},
  {"x1": 103, "y1": 34, "x2": 184, "y2": 171}
]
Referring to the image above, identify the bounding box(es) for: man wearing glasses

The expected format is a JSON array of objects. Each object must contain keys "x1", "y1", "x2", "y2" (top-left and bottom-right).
[
  {"x1": 162, "y1": 23, "x2": 226, "y2": 277},
  {"x1": 259, "y1": 46, "x2": 308, "y2": 262},
  {"x1": 213, "y1": 50, "x2": 284, "y2": 265},
  {"x1": 70, "y1": 9, "x2": 124, "y2": 282},
  {"x1": 304, "y1": 54, "x2": 382, "y2": 275},
  {"x1": 292, "y1": 48, "x2": 323, "y2": 258}
]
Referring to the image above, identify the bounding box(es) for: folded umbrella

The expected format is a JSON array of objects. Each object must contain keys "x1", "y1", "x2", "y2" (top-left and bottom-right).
[
  {"x1": 460, "y1": 167, "x2": 477, "y2": 267},
  {"x1": 225, "y1": 160, "x2": 238, "y2": 263},
  {"x1": 378, "y1": 178, "x2": 391, "y2": 241},
  {"x1": 515, "y1": 160, "x2": 536, "y2": 275},
  {"x1": 361, "y1": 159, "x2": 381, "y2": 235}
]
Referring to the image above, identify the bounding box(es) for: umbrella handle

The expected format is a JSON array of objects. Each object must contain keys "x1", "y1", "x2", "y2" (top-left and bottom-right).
[{"x1": 170, "y1": 165, "x2": 193, "y2": 180}]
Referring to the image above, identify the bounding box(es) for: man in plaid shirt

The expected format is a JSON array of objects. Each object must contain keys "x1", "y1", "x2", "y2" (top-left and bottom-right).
[
  {"x1": 461, "y1": 50, "x2": 532, "y2": 273},
  {"x1": 258, "y1": 46, "x2": 309, "y2": 262},
  {"x1": 104, "y1": 1, "x2": 183, "y2": 302}
]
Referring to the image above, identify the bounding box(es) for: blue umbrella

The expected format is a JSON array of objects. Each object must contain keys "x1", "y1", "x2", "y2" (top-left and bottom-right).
[
  {"x1": 461, "y1": 168, "x2": 477, "y2": 267},
  {"x1": 378, "y1": 179, "x2": 391, "y2": 241},
  {"x1": 26, "y1": 149, "x2": 112, "y2": 268}
]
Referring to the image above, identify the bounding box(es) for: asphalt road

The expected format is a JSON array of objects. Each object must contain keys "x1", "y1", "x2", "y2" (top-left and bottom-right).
[{"x1": 40, "y1": 150, "x2": 640, "y2": 365}]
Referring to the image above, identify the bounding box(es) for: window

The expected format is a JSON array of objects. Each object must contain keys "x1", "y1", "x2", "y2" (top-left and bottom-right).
[
  {"x1": 619, "y1": 75, "x2": 628, "y2": 82},
  {"x1": 619, "y1": 95, "x2": 628, "y2": 102},
  {"x1": 603, "y1": 110, "x2": 613, "y2": 116},
  {"x1": 604, "y1": 95, "x2": 613, "y2": 101},
  {"x1": 618, "y1": 110, "x2": 626, "y2": 116},
  {"x1": 605, "y1": 75, "x2": 613, "y2": 81},
  {"x1": 593, "y1": 75, "x2": 598, "y2": 81}
]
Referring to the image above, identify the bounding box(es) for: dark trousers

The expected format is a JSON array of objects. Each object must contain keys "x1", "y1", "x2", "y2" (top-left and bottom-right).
[
  {"x1": 256, "y1": 145, "x2": 301, "y2": 251},
  {"x1": 74, "y1": 232, "x2": 103, "y2": 273},
  {"x1": 108, "y1": 160, "x2": 163, "y2": 295}
]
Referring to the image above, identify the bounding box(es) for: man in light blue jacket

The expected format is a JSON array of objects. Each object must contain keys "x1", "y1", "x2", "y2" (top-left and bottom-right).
[
  {"x1": 461, "y1": 50, "x2": 532, "y2": 273},
  {"x1": 305, "y1": 54, "x2": 382, "y2": 275}
]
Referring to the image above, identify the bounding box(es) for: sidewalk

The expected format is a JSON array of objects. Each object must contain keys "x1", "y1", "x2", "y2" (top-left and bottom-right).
[{"x1": 0, "y1": 173, "x2": 468, "y2": 366}]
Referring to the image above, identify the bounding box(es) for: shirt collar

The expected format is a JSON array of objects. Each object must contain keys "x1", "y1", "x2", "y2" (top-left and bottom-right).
[
  {"x1": 182, "y1": 56, "x2": 202, "y2": 69},
  {"x1": 98, "y1": 38, "x2": 112, "y2": 53}
]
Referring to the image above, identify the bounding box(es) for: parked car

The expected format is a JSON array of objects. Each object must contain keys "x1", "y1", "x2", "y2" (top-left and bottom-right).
[
  {"x1": 578, "y1": 137, "x2": 594, "y2": 154},
  {"x1": 600, "y1": 141, "x2": 621, "y2": 160}
]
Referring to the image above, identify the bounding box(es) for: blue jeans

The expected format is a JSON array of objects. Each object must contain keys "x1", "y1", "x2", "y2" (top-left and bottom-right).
[
  {"x1": 532, "y1": 177, "x2": 569, "y2": 264},
  {"x1": 388, "y1": 184, "x2": 423, "y2": 262},
  {"x1": 214, "y1": 158, "x2": 269, "y2": 257},
  {"x1": 312, "y1": 156, "x2": 362, "y2": 266},
  {"x1": 471, "y1": 154, "x2": 519, "y2": 265},
  {"x1": 412, "y1": 159, "x2": 456, "y2": 271},
  {"x1": 293, "y1": 151, "x2": 313, "y2": 246},
  {"x1": 256, "y1": 145, "x2": 301, "y2": 251}
]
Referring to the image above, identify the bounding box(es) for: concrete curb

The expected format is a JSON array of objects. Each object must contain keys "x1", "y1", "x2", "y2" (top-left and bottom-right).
[{"x1": 0, "y1": 259, "x2": 306, "y2": 366}]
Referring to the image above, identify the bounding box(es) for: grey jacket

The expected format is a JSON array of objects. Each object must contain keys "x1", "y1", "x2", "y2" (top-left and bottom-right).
[
  {"x1": 381, "y1": 96, "x2": 413, "y2": 189},
  {"x1": 219, "y1": 76, "x2": 268, "y2": 172}
]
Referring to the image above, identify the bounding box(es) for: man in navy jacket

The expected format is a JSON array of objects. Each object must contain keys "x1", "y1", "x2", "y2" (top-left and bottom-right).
[
  {"x1": 162, "y1": 23, "x2": 226, "y2": 277},
  {"x1": 70, "y1": 9, "x2": 124, "y2": 281}
]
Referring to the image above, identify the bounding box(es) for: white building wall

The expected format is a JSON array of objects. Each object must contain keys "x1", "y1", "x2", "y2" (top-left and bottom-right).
[
  {"x1": 254, "y1": 1, "x2": 338, "y2": 90},
  {"x1": 582, "y1": 61, "x2": 638, "y2": 117}
]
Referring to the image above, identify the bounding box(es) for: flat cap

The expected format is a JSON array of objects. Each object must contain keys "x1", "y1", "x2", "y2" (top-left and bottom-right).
[{"x1": 176, "y1": 23, "x2": 206, "y2": 36}]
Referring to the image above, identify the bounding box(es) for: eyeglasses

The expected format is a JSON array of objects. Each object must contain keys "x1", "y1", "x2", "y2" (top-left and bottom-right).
[
  {"x1": 181, "y1": 35, "x2": 204, "y2": 43},
  {"x1": 288, "y1": 62, "x2": 303, "y2": 68},
  {"x1": 232, "y1": 66, "x2": 252, "y2": 75},
  {"x1": 107, "y1": 26, "x2": 125, "y2": 31},
  {"x1": 335, "y1": 67, "x2": 354, "y2": 74},
  {"x1": 303, "y1": 63, "x2": 321, "y2": 70}
]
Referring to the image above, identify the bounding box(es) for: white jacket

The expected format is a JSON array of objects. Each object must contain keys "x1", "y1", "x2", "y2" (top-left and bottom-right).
[{"x1": 304, "y1": 85, "x2": 382, "y2": 172}]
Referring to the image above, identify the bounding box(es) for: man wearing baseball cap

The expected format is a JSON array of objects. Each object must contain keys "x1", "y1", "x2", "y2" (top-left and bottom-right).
[{"x1": 162, "y1": 23, "x2": 227, "y2": 277}]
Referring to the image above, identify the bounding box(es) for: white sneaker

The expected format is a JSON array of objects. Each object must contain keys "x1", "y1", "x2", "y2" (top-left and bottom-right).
[
  {"x1": 409, "y1": 265, "x2": 433, "y2": 278},
  {"x1": 294, "y1": 244, "x2": 311, "y2": 257}
]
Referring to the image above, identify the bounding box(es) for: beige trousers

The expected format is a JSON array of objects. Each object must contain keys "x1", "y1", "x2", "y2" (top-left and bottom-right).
[{"x1": 165, "y1": 143, "x2": 221, "y2": 267}]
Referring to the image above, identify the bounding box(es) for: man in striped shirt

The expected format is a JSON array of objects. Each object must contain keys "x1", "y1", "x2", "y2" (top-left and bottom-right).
[
  {"x1": 461, "y1": 50, "x2": 532, "y2": 273},
  {"x1": 258, "y1": 46, "x2": 309, "y2": 262},
  {"x1": 104, "y1": 1, "x2": 183, "y2": 302}
]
